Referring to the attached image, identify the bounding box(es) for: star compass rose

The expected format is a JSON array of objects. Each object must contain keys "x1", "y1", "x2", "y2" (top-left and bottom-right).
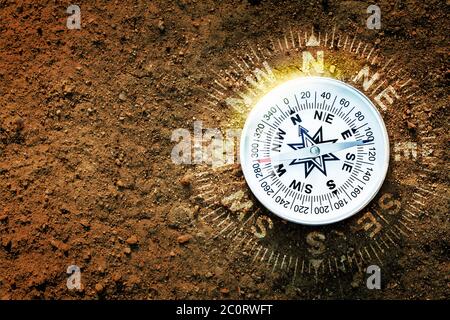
[{"x1": 287, "y1": 127, "x2": 339, "y2": 178}]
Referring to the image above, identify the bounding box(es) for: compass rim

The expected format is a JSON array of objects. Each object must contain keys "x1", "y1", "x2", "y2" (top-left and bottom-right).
[{"x1": 240, "y1": 76, "x2": 390, "y2": 226}]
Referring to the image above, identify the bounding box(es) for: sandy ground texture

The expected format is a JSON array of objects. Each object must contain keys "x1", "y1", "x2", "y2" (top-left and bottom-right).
[{"x1": 0, "y1": 0, "x2": 448, "y2": 299}]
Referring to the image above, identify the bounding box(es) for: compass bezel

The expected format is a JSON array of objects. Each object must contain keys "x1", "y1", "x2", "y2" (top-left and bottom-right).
[{"x1": 240, "y1": 76, "x2": 390, "y2": 225}]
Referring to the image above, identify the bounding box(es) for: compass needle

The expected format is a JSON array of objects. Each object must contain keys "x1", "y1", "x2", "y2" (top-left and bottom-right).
[{"x1": 270, "y1": 140, "x2": 368, "y2": 162}]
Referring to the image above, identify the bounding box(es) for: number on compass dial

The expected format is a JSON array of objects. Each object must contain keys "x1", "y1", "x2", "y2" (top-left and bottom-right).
[{"x1": 240, "y1": 77, "x2": 390, "y2": 225}]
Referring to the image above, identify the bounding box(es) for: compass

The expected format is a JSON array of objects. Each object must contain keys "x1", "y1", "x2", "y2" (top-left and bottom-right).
[{"x1": 240, "y1": 77, "x2": 389, "y2": 225}]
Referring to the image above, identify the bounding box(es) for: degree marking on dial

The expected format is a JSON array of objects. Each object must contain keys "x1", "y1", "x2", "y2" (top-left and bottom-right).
[
  {"x1": 354, "y1": 122, "x2": 368, "y2": 131},
  {"x1": 276, "y1": 105, "x2": 288, "y2": 120},
  {"x1": 262, "y1": 120, "x2": 276, "y2": 130},
  {"x1": 343, "y1": 106, "x2": 355, "y2": 121}
]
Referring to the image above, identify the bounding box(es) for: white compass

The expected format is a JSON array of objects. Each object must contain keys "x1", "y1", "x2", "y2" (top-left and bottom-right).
[{"x1": 240, "y1": 77, "x2": 390, "y2": 225}]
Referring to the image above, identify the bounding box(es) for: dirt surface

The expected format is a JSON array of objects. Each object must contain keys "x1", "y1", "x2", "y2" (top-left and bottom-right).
[{"x1": 0, "y1": 0, "x2": 448, "y2": 299}]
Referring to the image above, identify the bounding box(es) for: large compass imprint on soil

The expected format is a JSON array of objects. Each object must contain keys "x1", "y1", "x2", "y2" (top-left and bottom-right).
[{"x1": 187, "y1": 27, "x2": 446, "y2": 289}]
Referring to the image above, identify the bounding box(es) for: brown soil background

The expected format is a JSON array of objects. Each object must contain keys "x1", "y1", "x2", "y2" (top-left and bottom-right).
[{"x1": 0, "y1": 0, "x2": 448, "y2": 299}]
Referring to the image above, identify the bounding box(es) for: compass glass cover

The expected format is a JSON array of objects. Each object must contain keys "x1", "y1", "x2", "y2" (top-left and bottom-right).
[{"x1": 240, "y1": 77, "x2": 390, "y2": 225}]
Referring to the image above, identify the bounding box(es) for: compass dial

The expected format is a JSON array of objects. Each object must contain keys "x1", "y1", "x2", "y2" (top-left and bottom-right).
[{"x1": 240, "y1": 77, "x2": 389, "y2": 225}]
